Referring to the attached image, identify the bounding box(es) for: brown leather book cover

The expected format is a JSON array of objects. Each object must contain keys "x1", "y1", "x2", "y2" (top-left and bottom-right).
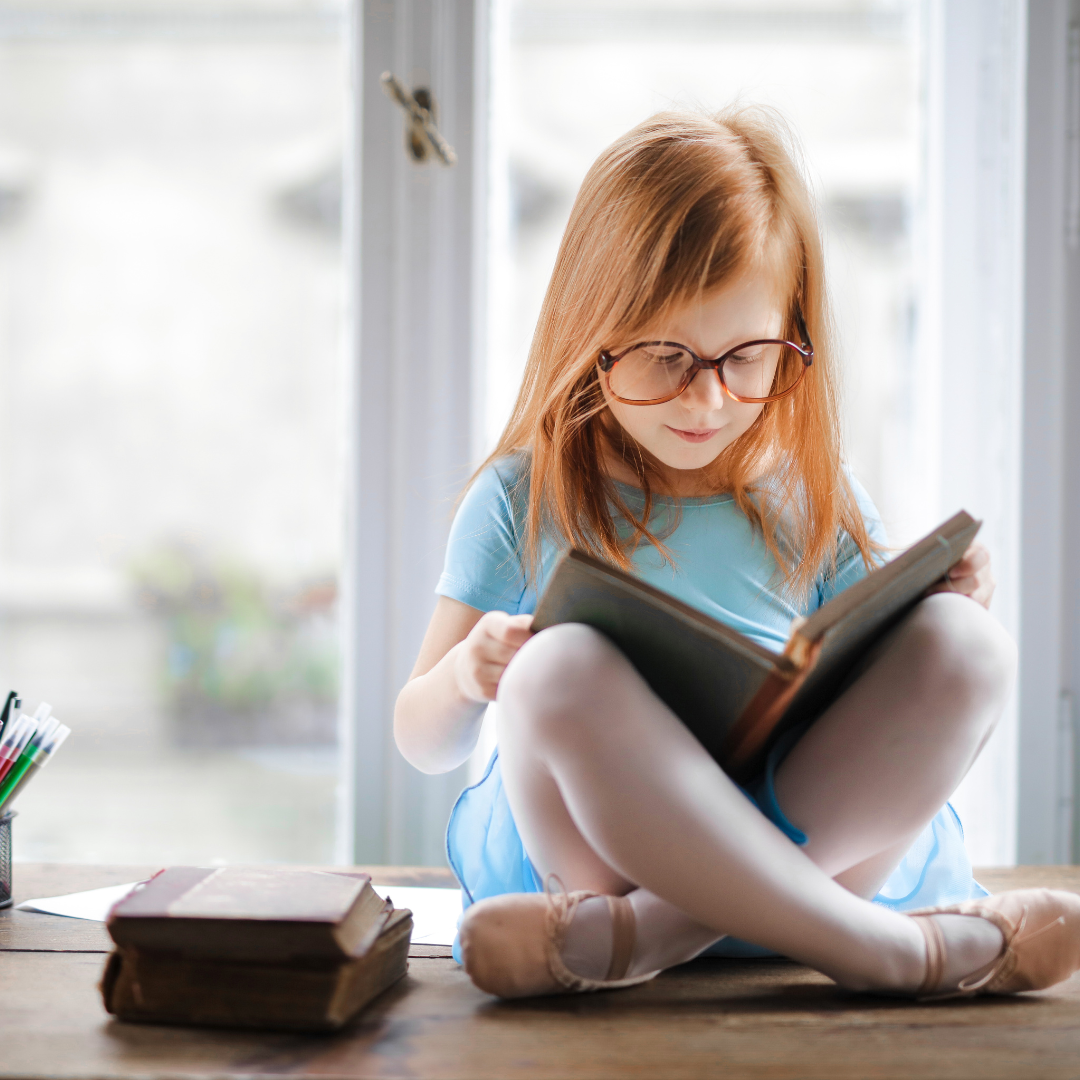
[
  {"x1": 532, "y1": 510, "x2": 980, "y2": 783},
  {"x1": 100, "y1": 909, "x2": 413, "y2": 1032},
  {"x1": 107, "y1": 867, "x2": 389, "y2": 963}
]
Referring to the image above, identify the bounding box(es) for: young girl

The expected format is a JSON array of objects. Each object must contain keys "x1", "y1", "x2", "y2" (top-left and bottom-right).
[{"x1": 395, "y1": 109, "x2": 1080, "y2": 999}]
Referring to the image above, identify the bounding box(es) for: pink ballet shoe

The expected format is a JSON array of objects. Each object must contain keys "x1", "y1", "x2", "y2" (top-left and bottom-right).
[
  {"x1": 458, "y1": 875, "x2": 660, "y2": 999},
  {"x1": 910, "y1": 888, "x2": 1080, "y2": 998}
]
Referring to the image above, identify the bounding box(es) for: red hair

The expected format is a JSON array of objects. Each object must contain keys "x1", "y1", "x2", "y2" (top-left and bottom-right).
[{"x1": 476, "y1": 107, "x2": 875, "y2": 598}]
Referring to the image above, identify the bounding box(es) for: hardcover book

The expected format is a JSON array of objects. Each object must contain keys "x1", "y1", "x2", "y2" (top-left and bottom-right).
[
  {"x1": 106, "y1": 866, "x2": 393, "y2": 963},
  {"x1": 101, "y1": 908, "x2": 413, "y2": 1032},
  {"x1": 101, "y1": 867, "x2": 413, "y2": 1032},
  {"x1": 532, "y1": 510, "x2": 981, "y2": 783}
]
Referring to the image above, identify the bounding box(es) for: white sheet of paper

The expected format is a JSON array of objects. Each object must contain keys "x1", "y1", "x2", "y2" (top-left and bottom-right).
[
  {"x1": 372, "y1": 885, "x2": 461, "y2": 946},
  {"x1": 17, "y1": 881, "x2": 463, "y2": 947},
  {"x1": 17, "y1": 881, "x2": 142, "y2": 921}
]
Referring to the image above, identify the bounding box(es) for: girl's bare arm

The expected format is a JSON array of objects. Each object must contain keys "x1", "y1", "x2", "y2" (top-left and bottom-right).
[{"x1": 393, "y1": 596, "x2": 534, "y2": 774}]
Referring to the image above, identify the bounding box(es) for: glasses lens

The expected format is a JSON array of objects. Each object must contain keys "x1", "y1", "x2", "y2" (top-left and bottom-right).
[
  {"x1": 722, "y1": 343, "x2": 803, "y2": 401},
  {"x1": 608, "y1": 344, "x2": 693, "y2": 402}
]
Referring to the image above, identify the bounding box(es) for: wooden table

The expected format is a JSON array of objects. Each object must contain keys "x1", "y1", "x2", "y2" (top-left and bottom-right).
[{"x1": 3, "y1": 863, "x2": 1080, "y2": 1079}]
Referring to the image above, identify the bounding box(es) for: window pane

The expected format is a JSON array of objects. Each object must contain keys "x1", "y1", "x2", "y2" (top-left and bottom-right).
[{"x1": 0, "y1": 2, "x2": 346, "y2": 864}]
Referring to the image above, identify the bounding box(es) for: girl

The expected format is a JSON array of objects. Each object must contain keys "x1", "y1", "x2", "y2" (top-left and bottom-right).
[{"x1": 395, "y1": 109, "x2": 1080, "y2": 999}]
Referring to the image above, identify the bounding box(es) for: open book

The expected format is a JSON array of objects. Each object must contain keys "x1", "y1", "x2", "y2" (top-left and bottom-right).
[{"x1": 532, "y1": 511, "x2": 980, "y2": 783}]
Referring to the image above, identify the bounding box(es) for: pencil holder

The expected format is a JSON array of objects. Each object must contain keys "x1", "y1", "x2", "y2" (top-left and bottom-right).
[{"x1": 0, "y1": 810, "x2": 13, "y2": 909}]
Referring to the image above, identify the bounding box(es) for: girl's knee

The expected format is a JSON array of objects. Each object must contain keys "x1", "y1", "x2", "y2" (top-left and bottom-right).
[
  {"x1": 497, "y1": 623, "x2": 622, "y2": 732},
  {"x1": 906, "y1": 593, "x2": 1016, "y2": 712}
]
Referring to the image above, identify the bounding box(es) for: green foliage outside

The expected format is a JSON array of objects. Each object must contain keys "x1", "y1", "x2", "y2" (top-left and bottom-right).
[{"x1": 132, "y1": 545, "x2": 339, "y2": 744}]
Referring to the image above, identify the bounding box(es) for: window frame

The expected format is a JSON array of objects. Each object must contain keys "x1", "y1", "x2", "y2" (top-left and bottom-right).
[{"x1": 341, "y1": 0, "x2": 489, "y2": 864}]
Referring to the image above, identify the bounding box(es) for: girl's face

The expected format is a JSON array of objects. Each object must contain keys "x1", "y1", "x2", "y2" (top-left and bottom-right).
[{"x1": 599, "y1": 273, "x2": 785, "y2": 477}]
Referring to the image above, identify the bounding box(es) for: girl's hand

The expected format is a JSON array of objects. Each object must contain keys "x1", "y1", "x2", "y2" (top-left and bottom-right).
[
  {"x1": 455, "y1": 612, "x2": 535, "y2": 703},
  {"x1": 926, "y1": 541, "x2": 995, "y2": 610}
]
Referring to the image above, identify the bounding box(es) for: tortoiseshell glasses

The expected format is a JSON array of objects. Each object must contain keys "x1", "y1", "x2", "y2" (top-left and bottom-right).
[{"x1": 598, "y1": 313, "x2": 814, "y2": 406}]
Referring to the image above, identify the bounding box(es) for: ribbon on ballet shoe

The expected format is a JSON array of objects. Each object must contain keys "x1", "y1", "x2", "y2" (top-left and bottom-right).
[
  {"x1": 914, "y1": 915, "x2": 947, "y2": 997},
  {"x1": 541, "y1": 873, "x2": 657, "y2": 994}
]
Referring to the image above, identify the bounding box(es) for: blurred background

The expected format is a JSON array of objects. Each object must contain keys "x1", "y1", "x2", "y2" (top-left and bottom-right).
[
  {"x1": 4, "y1": 0, "x2": 924, "y2": 865},
  {"x1": 2, "y1": 0, "x2": 347, "y2": 863}
]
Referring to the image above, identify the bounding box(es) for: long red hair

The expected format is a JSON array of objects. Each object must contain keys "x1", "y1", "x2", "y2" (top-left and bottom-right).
[{"x1": 476, "y1": 107, "x2": 875, "y2": 598}]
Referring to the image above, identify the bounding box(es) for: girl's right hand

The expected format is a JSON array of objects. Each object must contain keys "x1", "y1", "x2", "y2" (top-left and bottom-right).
[{"x1": 455, "y1": 611, "x2": 535, "y2": 703}]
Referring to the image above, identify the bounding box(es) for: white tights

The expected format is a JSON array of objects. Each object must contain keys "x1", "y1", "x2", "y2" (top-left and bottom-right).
[{"x1": 495, "y1": 593, "x2": 1016, "y2": 994}]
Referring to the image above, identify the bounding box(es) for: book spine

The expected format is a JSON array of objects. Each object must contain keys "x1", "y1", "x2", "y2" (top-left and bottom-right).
[{"x1": 719, "y1": 637, "x2": 825, "y2": 783}]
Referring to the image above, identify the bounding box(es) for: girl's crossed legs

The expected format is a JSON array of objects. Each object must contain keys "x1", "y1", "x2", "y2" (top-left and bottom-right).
[{"x1": 491, "y1": 593, "x2": 1016, "y2": 993}]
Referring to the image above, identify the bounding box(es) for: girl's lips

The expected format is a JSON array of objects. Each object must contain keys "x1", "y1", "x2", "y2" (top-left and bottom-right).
[{"x1": 666, "y1": 426, "x2": 720, "y2": 444}]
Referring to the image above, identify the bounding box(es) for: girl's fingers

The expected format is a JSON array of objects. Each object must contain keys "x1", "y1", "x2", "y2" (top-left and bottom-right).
[
  {"x1": 492, "y1": 614, "x2": 534, "y2": 645},
  {"x1": 926, "y1": 568, "x2": 995, "y2": 610},
  {"x1": 459, "y1": 612, "x2": 536, "y2": 700},
  {"x1": 945, "y1": 574, "x2": 979, "y2": 595},
  {"x1": 479, "y1": 637, "x2": 523, "y2": 666},
  {"x1": 947, "y1": 543, "x2": 989, "y2": 581},
  {"x1": 925, "y1": 572, "x2": 978, "y2": 597},
  {"x1": 922, "y1": 542, "x2": 994, "y2": 607},
  {"x1": 476, "y1": 611, "x2": 533, "y2": 645},
  {"x1": 964, "y1": 541, "x2": 990, "y2": 568},
  {"x1": 497, "y1": 626, "x2": 534, "y2": 649}
]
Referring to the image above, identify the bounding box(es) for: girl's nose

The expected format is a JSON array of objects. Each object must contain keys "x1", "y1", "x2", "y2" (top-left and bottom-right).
[{"x1": 683, "y1": 367, "x2": 726, "y2": 410}]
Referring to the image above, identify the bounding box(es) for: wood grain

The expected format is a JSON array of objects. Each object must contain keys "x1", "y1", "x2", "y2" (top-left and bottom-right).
[
  {"x1": 4, "y1": 948, "x2": 1080, "y2": 1079},
  {"x1": 3, "y1": 863, "x2": 1079, "y2": 1079}
]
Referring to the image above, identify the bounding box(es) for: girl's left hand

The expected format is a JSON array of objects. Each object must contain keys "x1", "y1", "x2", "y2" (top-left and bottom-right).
[{"x1": 925, "y1": 541, "x2": 995, "y2": 610}]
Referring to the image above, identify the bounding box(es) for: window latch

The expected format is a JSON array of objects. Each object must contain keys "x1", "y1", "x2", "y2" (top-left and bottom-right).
[{"x1": 379, "y1": 73, "x2": 457, "y2": 167}]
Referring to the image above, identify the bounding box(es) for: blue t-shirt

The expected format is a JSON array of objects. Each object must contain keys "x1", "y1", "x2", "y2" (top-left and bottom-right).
[{"x1": 436, "y1": 453, "x2": 887, "y2": 644}]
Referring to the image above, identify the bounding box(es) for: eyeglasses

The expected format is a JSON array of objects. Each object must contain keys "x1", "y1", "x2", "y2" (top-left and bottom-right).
[{"x1": 598, "y1": 314, "x2": 814, "y2": 406}]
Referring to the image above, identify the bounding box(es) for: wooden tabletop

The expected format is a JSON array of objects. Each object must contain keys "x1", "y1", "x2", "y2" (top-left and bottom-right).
[{"x1": 3, "y1": 862, "x2": 1080, "y2": 1080}]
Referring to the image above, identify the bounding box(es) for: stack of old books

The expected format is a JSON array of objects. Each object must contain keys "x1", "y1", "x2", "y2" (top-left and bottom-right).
[{"x1": 100, "y1": 866, "x2": 412, "y2": 1032}]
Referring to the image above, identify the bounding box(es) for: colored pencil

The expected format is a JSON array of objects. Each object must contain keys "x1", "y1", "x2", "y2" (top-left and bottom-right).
[
  {"x1": 0, "y1": 718, "x2": 61, "y2": 807},
  {"x1": 0, "y1": 723, "x2": 69, "y2": 812},
  {"x1": 0, "y1": 717, "x2": 35, "y2": 785}
]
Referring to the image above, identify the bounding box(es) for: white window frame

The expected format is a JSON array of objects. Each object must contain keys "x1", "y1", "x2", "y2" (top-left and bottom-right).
[{"x1": 339, "y1": 0, "x2": 489, "y2": 865}]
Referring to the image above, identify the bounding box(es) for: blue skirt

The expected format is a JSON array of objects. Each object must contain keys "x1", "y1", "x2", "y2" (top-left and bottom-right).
[{"x1": 445, "y1": 747, "x2": 988, "y2": 963}]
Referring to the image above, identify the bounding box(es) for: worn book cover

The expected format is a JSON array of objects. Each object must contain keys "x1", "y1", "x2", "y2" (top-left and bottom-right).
[
  {"x1": 107, "y1": 866, "x2": 390, "y2": 963},
  {"x1": 532, "y1": 510, "x2": 980, "y2": 783}
]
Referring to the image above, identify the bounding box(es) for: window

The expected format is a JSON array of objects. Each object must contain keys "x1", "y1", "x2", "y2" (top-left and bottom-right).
[
  {"x1": 2, "y1": 1, "x2": 347, "y2": 864},
  {"x1": 9, "y1": 1, "x2": 1056, "y2": 870},
  {"x1": 354, "y1": 0, "x2": 1033, "y2": 868}
]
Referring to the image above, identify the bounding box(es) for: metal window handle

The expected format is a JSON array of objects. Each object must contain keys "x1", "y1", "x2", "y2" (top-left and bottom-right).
[{"x1": 379, "y1": 72, "x2": 457, "y2": 167}]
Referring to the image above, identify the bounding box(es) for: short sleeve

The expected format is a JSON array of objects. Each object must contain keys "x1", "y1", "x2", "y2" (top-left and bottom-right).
[
  {"x1": 436, "y1": 459, "x2": 530, "y2": 615},
  {"x1": 816, "y1": 472, "x2": 890, "y2": 607}
]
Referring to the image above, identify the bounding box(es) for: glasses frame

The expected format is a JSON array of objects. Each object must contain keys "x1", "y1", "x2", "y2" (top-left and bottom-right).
[{"x1": 598, "y1": 312, "x2": 814, "y2": 406}]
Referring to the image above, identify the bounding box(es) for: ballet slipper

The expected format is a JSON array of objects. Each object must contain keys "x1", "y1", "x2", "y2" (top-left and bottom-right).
[
  {"x1": 910, "y1": 888, "x2": 1080, "y2": 998},
  {"x1": 458, "y1": 874, "x2": 660, "y2": 999}
]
